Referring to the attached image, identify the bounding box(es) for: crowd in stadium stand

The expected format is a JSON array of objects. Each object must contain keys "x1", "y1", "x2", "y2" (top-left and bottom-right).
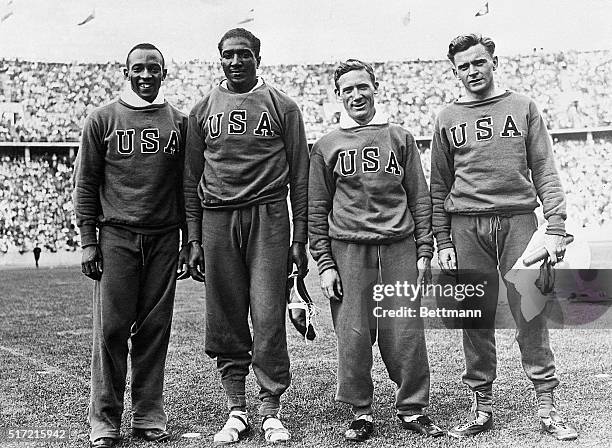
[
  {"x1": 0, "y1": 49, "x2": 611, "y2": 142},
  {"x1": 0, "y1": 50, "x2": 611, "y2": 252},
  {"x1": 0, "y1": 154, "x2": 78, "y2": 254},
  {"x1": 554, "y1": 139, "x2": 612, "y2": 228},
  {"x1": 0, "y1": 138, "x2": 609, "y2": 253}
]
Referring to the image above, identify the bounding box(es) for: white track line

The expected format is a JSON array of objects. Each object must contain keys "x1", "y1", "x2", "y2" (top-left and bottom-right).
[{"x1": 0, "y1": 345, "x2": 89, "y2": 387}]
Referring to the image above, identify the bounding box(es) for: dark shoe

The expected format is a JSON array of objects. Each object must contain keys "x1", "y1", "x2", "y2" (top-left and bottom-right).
[
  {"x1": 90, "y1": 437, "x2": 118, "y2": 448},
  {"x1": 448, "y1": 412, "x2": 492, "y2": 438},
  {"x1": 540, "y1": 411, "x2": 578, "y2": 441},
  {"x1": 399, "y1": 414, "x2": 445, "y2": 437},
  {"x1": 345, "y1": 418, "x2": 374, "y2": 442},
  {"x1": 132, "y1": 428, "x2": 171, "y2": 442}
]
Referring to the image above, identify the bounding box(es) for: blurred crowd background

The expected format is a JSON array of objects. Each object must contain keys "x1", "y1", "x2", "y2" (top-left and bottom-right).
[
  {"x1": 2, "y1": 49, "x2": 611, "y2": 142},
  {"x1": 0, "y1": 49, "x2": 610, "y2": 253}
]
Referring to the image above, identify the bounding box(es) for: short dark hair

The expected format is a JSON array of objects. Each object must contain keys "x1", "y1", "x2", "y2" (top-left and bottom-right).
[
  {"x1": 218, "y1": 28, "x2": 261, "y2": 58},
  {"x1": 126, "y1": 43, "x2": 165, "y2": 68},
  {"x1": 333, "y1": 59, "x2": 376, "y2": 91},
  {"x1": 447, "y1": 33, "x2": 495, "y2": 63}
]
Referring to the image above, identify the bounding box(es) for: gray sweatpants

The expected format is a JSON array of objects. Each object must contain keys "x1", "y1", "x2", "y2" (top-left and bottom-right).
[
  {"x1": 202, "y1": 200, "x2": 291, "y2": 416},
  {"x1": 452, "y1": 213, "x2": 559, "y2": 413},
  {"x1": 89, "y1": 226, "x2": 178, "y2": 441},
  {"x1": 330, "y1": 237, "x2": 430, "y2": 416}
]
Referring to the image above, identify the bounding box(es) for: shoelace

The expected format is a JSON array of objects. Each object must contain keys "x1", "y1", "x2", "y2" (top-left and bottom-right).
[
  {"x1": 288, "y1": 272, "x2": 319, "y2": 341},
  {"x1": 456, "y1": 419, "x2": 480, "y2": 431},
  {"x1": 548, "y1": 418, "x2": 569, "y2": 429},
  {"x1": 457, "y1": 413, "x2": 490, "y2": 431}
]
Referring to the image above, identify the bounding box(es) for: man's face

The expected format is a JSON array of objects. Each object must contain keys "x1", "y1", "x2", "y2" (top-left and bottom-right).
[
  {"x1": 452, "y1": 43, "x2": 498, "y2": 100},
  {"x1": 124, "y1": 48, "x2": 166, "y2": 102},
  {"x1": 336, "y1": 69, "x2": 378, "y2": 125},
  {"x1": 220, "y1": 37, "x2": 260, "y2": 93}
]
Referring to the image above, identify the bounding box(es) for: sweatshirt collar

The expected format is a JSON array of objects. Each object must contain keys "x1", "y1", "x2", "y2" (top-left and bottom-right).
[
  {"x1": 220, "y1": 77, "x2": 264, "y2": 93},
  {"x1": 339, "y1": 109, "x2": 388, "y2": 129},
  {"x1": 120, "y1": 83, "x2": 165, "y2": 107},
  {"x1": 454, "y1": 89, "x2": 511, "y2": 106}
]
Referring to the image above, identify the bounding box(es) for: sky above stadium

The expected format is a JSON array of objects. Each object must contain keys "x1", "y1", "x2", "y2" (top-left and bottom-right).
[{"x1": 0, "y1": 0, "x2": 611, "y2": 64}]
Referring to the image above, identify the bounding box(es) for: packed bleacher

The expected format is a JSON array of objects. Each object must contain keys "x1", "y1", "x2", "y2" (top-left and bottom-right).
[
  {"x1": 0, "y1": 138, "x2": 609, "y2": 253},
  {"x1": 1, "y1": 49, "x2": 611, "y2": 142},
  {"x1": 0, "y1": 154, "x2": 78, "y2": 254},
  {"x1": 554, "y1": 139, "x2": 612, "y2": 228},
  {"x1": 0, "y1": 50, "x2": 611, "y2": 252}
]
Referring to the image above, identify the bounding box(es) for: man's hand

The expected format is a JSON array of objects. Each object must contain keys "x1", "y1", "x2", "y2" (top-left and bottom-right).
[
  {"x1": 81, "y1": 244, "x2": 102, "y2": 281},
  {"x1": 416, "y1": 257, "x2": 432, "y2": 285},
  {"x1": 438, "y1": 247, "x2": 457, "y2": 274},
  {"x1": 320, "y1": 268, "x2": 343, "y2": 301},
  {"x1": 176, "y1": 244, "x2": 191, "y2": 280},
  {"x1": 543, "y1": 233, "x2": 566, "y2": 265},
  {"x1": 289, "y1": 242, "x2": 308, "y2": 277},
  {"x1": 187, "y1": 241, "x2": 205, "y2": 282}
]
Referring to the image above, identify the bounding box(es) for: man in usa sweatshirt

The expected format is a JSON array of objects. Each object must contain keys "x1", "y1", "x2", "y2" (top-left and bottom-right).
[
  {"x1": 430, "y1": 33, "x2": 577, "y2": 441},
  {"x1": 183, "y1": 28, "x2": 309, "y2": 444},
  {"x1": 309, "y1": 59, "x2": 442, "y2": 442},
  {"x1": 73, "y1": 43, "x2": 189, "y2": 447}
]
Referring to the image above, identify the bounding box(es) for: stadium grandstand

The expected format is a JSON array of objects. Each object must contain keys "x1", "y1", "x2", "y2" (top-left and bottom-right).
[
  {"x1": 1, "y1": 50, "x2": 612, "y2": 141},
  {"x1": 0, "y1": 50, "x2": 611, "y2": 256}
]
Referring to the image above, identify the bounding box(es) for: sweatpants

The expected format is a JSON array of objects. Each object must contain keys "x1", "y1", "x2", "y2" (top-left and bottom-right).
[
  {"x1": 451, "y1": 213, "x2": 559, "y2": 413},
  {"x1": 330, "y1": 237, "x2": 430, "y2": 416},
  {"x1": 89, "y1": 226, "x2": 178, "y2": 441},
  {"x1": 201, "y1": 200, "x2": 291, "y2": 417}
]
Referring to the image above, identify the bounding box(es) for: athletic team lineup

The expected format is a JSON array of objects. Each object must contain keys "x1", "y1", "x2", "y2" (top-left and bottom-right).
[{"x1": 72, "y1": 27, "x2": 579, "y2": 447}]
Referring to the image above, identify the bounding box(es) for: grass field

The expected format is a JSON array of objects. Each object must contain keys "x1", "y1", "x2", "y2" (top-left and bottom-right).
[{"x1": 1, "y1": 266, "x2": 611, "y2": 448}]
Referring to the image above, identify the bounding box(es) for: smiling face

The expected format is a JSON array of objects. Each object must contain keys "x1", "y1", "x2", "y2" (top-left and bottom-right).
[
  {"x1": 124, "y1": 48, "x2": 166, "y2": 102},
  {"x1": 335, "y1": 69, "x2": 378, "y2": 125},
  {"x1": 452, "y1": 43, "x2": 498, "y2": 101},
  {"x1": 220, "y1": 36, "x2": 260, "y2": 93}
]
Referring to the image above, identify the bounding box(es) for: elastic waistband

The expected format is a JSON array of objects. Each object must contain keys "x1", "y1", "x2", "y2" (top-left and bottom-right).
[{"x1": 202, "y1": 186, "x2": 288, "y2": 210}]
